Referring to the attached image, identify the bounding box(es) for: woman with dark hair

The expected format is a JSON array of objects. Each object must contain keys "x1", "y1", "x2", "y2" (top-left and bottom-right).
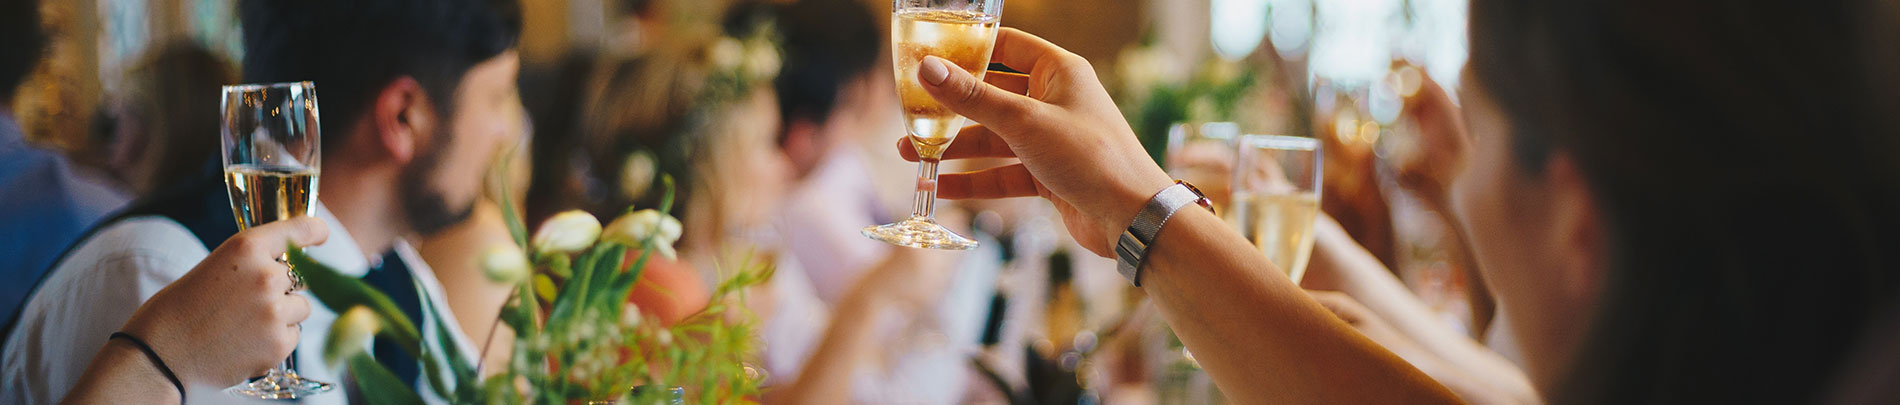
[{"x1": 892, "y1": 0, "x2": 1900, "y2": 402}]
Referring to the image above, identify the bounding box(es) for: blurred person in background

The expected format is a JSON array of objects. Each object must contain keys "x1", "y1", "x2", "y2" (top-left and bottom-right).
[
  {"x1": 104, "y1": 41, "x2": 240, "y2": 197},
  {"x1": 771, "y1": 0, "x2": 991, "y2": 401},
  {"x1": 2, "y1": 0, "x2": 525, "y2": 402},
  {"x1": 526, "y1": 7, "x2": 965, "y2": 399},
  {"x1": 0, "y1": 0, "x2": 130, "y2": 343}
]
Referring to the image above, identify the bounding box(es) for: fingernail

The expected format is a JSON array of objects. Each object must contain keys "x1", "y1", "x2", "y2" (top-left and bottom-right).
[{"x1": 920, "y1": 56, "x2": 951, "y2": 86}]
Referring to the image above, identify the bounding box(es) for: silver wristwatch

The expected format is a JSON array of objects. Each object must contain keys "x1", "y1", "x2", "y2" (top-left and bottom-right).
[{"x1": 1115, "y1": 181, "x2": 1214, "y2": 287}]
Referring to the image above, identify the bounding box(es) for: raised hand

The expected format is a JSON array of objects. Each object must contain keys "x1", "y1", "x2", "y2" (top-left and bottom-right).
[
  {"x1": 896, "y1": 28, "x2": 1173, "y2": 257},
  {"x1": 116, "y1": 217, "x2": 327, "y2": 386}
]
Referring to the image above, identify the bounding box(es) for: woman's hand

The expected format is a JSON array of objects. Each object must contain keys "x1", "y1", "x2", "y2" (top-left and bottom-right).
[
  {"x1": 116, "y1": 217, "x2": 327, "y2": 387},
  {"x1": 897, "y1": 28, "x2": 1173, "y2": 257},
  {"x1": 1392, "y1": 70, "x2": 1469, "y2": 214}
]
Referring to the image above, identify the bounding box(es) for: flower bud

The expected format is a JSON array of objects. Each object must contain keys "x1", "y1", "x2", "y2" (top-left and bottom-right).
[
  {"x1": 602, "y1": 209, "x2": 685, "y2": 259},
  {"x1": 480, "y1": 244, "x2": 533, "y2": 284},
  {"x1": 531, "y1": 210, "x2": 602, "y2": 254},
  {"x1": 323, "y1": 306, "x2": 382, "y2": 367}
]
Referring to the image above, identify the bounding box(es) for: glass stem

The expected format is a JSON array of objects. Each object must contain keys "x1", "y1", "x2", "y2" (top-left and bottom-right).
[{"x1": 913, "y1": 158, "x2": 941, "y2": 220}]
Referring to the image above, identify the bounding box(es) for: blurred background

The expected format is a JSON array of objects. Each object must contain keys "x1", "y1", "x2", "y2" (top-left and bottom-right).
[{"x1": 11, "y1": 0, "x2": 1479, "y2": 403}]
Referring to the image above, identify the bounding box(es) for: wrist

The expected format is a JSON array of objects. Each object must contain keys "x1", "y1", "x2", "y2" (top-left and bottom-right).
[
  {"x1": 1103, "y1": 172, "x2": 1178, "y2": 249},
  {"x1": 105, "y1": 332, "x2": 188, "y2": 402}
]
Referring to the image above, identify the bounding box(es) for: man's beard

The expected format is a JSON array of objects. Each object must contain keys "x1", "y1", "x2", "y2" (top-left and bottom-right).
[{"x1": 399, "y1": 127, "x2": 477, "y2": 236}]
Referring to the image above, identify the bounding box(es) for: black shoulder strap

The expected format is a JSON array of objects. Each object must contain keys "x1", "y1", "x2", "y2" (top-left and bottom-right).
[{"x1": 0, "y1": 162, "x2": 236, "y2": 346}]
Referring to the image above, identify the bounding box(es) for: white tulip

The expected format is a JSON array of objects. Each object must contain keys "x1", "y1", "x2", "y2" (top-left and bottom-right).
[
  {"x1": 323, "y1": 306, "x2": 382, "y2": 367},
  {"x1": 480, "y1": 244, "x2": 533, "y2": 284},
  {"x1": 710, "y1": 38, "x2": 745, "y2": 72},
  {"x1": 532, "y1": 210, "x2": 602, "y2": 254},
  {"x1": 602, "y1": 209, "x2": 684, "y2": 259}
]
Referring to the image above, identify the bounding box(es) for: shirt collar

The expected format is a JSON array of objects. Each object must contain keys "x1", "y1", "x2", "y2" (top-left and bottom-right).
[{"x1": 306, "y1": 203, "x2": 374, "y2": 277}]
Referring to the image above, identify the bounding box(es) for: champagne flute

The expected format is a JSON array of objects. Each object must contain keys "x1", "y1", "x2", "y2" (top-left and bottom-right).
[
  {"x1": 1226, "y1": 135, "x2": 1322, "y2": 282},
  {"x1": 220, "y1": 81, "x2": 333, "y2": 399},
  {"x1": 862, "y1": 0, "x2": 1003, "y2": 250}
]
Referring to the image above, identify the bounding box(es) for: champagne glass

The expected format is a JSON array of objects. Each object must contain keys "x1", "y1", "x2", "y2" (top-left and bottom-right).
[
  {"x1": 862, "y1": 0, "x2": 1003, "y2": 250},
  {"x1": 1226, "y1": 135, "x2": 1322, "y2": 282},
  {"x1": 220, "y1": 81, "x2": 333, "y2": 399},
  {"x1": 1165, "y1": 122, "x2": 1241, "y2": 213}
]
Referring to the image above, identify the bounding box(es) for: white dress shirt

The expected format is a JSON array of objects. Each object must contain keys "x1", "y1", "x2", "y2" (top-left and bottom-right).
[{"x1": 1, "y1": 205, "x2": 475, "y2": 404}]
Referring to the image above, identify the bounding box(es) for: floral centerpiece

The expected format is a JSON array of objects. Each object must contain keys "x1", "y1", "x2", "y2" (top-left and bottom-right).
[{"x1": 292, "y1": 176, "x2": 773, "y2": 404}]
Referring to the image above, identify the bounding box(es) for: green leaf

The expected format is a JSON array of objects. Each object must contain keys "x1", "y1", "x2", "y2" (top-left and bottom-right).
[
  {"x1": 348, "y1": 352, "x2": 425, "y2": 405},
  {"x1": 493, "y1": 152, "x2": 529, "y2": 250},
  {"x1": 604, "y1": 246, "x2": 654, "y2": 318},
  {"x1": 657, "y1": 175, "x2": 676, "y2": 215},
  {"x1": 423, "y1": 297, "x2": 476, "y2": 395},
  {"x1": 498, "y1": 303, "x2": 528, "y2": 339},
  {"x1": 551, "y1": 244, "x2": 608, "y2": 328},
  {"x1": 588, "y1": 244, "x2": 628, "y2": 310},
  {"x1": 515, "y1": 282, "x2": 540, "y2": 335},
  {"x1": 289, "y1": 245, "x2": 422, "y2": 358},
  {"x1": 546, "y1": 254, "x2": 572, "y2": 279}
]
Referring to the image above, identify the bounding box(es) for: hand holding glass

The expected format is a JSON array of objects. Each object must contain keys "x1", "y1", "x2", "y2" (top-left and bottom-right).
[
  {"x1": 863, "y1": 0, "x2": 1003, "y2": 250},
  {"x1": 220, "y1": 81, "x2": 332, "y2": 399}
]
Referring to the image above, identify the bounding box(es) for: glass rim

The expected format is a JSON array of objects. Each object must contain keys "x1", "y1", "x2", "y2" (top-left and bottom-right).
[
  {"x1": 892, "y1": 0, "x2": 1003, "y2": 17},
  {"x1": 1238, "y1": 134, "x2": 1320, "y2": 151},
  {"x1": 222, "y1": 81, "x2": 315, "y2": 93}
]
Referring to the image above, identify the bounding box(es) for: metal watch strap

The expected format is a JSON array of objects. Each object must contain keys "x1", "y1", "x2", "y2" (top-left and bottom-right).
[{"x1": 1115, "y1": 182, "x2": 1208, "y2": 287}]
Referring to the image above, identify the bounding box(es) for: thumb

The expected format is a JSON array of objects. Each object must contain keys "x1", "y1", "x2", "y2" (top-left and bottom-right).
[{"x1": 918, "y1": 55, "x2": 1039, "y2": 137}]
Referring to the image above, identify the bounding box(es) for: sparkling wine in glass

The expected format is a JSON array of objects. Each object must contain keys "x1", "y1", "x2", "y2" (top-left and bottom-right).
[
  {"x1": 863, "y1": 0, "x2": 1003, "y2": 250},
  {"x1": 1226, "y1": 135, "x2": 1322, "y2": 282},
  {"x1": 220, "y1": 81, "x2": 333, "y2": 399}
]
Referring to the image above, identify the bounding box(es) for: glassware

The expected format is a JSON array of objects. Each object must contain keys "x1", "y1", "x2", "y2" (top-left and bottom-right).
[
  {"x1": 1226, "y1": 135, "x2": 1322, "y2": 282},
  {"x1": 862, "y1": 0, "x2": 1003, "y2": 250},
  {"x1": 220, "y1": 81, "x2": 334, "y2": 399},
  {"x1": 1165, "y1": 122, "x2": 1241, "y2": 213}
]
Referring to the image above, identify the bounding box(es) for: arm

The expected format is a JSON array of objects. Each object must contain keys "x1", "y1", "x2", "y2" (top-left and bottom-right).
[
  {"x1": 1305, "y1": 216, "x2": 1538, "y2": 404},
  {"x1": 1141, "y1": 208, "x2": 1459, "y2": 403},
  {"x1": 764, "y1": 248, "x2": 956, "y2": 403},
  {"x1": 61, "y1": 339, "x2": 183, "y2": 405},
  {"x1": 895, "y1": 28, "x2": 1461, "y2": 404}
]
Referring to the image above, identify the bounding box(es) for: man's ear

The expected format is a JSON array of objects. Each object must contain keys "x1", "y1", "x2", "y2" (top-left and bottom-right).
[
  {"x1": 369, "y1": 77, "x2": 432, "y2": 164},
  {"x1": 1543, "y1": 152, "x2": 1605, "y2": 302}
]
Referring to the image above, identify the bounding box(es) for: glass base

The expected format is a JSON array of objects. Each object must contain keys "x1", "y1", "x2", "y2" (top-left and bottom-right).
[
  {"x1": 226, "y1": 369, "x2": 333, "y2": 400},
  {"x1": 863, "y1": 217, "x2": 979, "y2": 250}
]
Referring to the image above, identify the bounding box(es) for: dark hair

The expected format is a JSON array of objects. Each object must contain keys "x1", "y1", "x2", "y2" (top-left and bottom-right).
[
  {"x1": 771, "y1": 0, "x2": 880, "y2": 129},
  {"x1": 120, "y1": 41, "x2": 239, "y2": 194},
  {"x1": 1468, "y1": 0, "x2": 1900, "y2": 403},
  {"x1": 239, "y1": 0, "x2": 521, "y2": 155},
  {"x1": 0, "y1": 0, "x2": 44, "y2": 101}
]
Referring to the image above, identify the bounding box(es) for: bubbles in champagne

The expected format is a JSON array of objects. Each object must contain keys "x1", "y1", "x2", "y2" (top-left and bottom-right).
[
  {"x1": 225, "y1": 164, "x2": 319, "y2": 229},
  {"x1": 1226, "y1": 192, "x2": 1320, "y2": 282},
  {"x1": 893, "y1": 9, "x2": 1000, "y2": 159}
]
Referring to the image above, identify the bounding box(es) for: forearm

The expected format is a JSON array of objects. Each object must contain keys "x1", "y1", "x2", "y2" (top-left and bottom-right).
[
  {"x1": 1142, "y1": 208, "x2": 1460, "y2": 404},
  {"x1": 1308, "y1": 216, "x2": 1536, "y2": 403},
  {"x1": 767, "y1": 277, "x2": 889, "y2": 403},
  {"x1": 62, "y1": 340, "x2": 183, "y2": 405}
]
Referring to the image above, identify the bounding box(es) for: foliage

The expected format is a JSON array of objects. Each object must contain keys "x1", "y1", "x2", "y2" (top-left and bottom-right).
[
  {"x1": 293, "y1": 175, "x2": 772, "y2": 404},
  {"x1": 1114, "y1": 39, "x2": 1261, "y2": 167}
]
